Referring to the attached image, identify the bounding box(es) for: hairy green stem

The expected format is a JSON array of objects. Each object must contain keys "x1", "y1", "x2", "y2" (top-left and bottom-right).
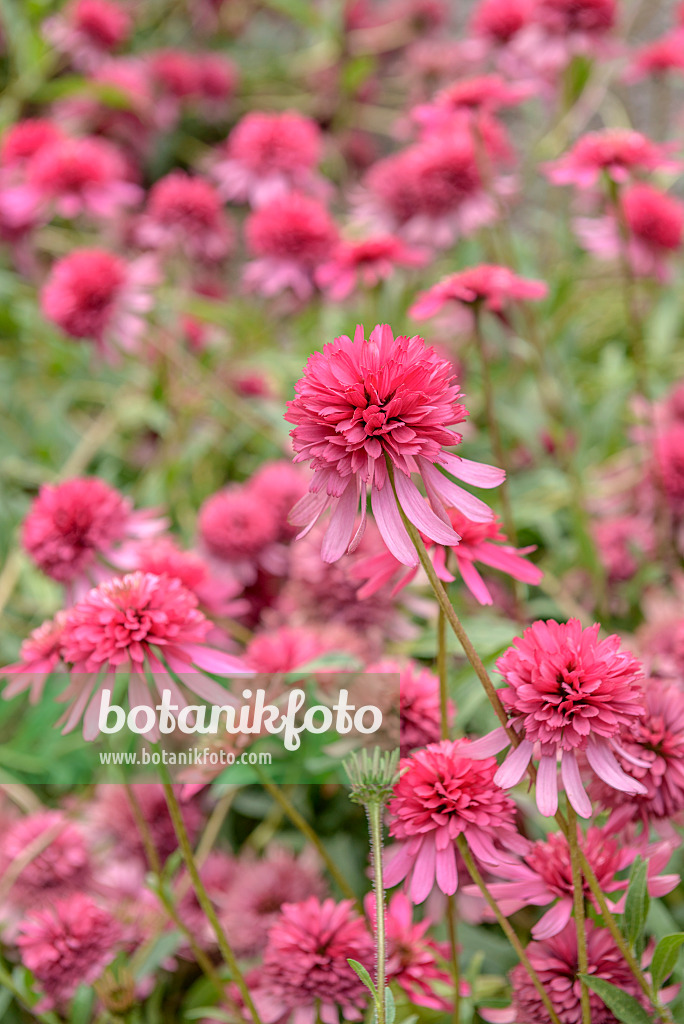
[
  {"x1": 455, "y1": 836, "x2": 562, "y2": 1024},
  {"x1": 367, "y1": 801, "x2": 386, "y2": 1024},
  {"x1": 437, "y1": 607, "x2": 450, "y2": 741},
  {"x1": 446, "y1": 894, "x2": 461, "y2": 1024}
]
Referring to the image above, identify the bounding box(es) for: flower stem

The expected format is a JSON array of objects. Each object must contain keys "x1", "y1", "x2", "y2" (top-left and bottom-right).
[
  {"x1": 566, "y1": 804, "x2": 591, "y2": 1024},
  {"x1": 159, "y1": 777, "x2": 262, "y2": 1024},
  {"x1": 256, "y1": 770, "x2": 360, "y2": 907},
  {"x1": 0, "y1": 959, "x2": 60, "y2": 1024},
  {"x1": 387, "y1": 463, "x2": 515, "y2": 741},
  {"x1": 446, "y1": 894, "x2": 461, "y2": 1024},
  {"x1": 455, "y1": 835, "x2": 562, "y2": 1024},
  {"x1": 437, "y1": 607, "x2": 450, "y2": 741},
  {"x1": 367, "y1": 800, "x2": 386, "y2": 1024}
]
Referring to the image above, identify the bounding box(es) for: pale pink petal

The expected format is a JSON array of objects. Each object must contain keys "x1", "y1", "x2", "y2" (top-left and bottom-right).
[
  {"x1": 419, "y1": 460, "x2": 494, "y2": 523},
  {"x1": 467, "y1": 726, "x2": 510, "y2": 758},
  {"x1": 494, "y1": 739, "x2": 534, "y2": 788},
  {"x1": 439, "y1": 453, "x2": 506, "y2": 488},
  {"x1": 531, "y1": 898, "x2": 573, "y2": 940},
  {"x1": 384, "y1": 842, "x2": 414, "y2": 888},
  {"x1": 536, "y1": 755, "x2": 559, "y2": 816},
  {"x1": 561, "y1": 749, "x2": 592, "y2": 818},
  {"x1": 321, "y1": 481, "x2": 359, "y2": 562},
  {"x1": 393, "y1": 470, "x2": 460, "y2": 545},
  {"x1": 370, "y1": 482, "x2": 419, "y2": 567},
  {"x1": 435, "y1": 844, "x2": 458, "y2": 895},
  {"x1": 409, "y1": 838, "x2": 436, "y2": 904},
  {"x1": 586, "y1": 735, "x2": 648, "y2": 795},
  {"x1": 457, "y1": 556, "x2": 494, "y2": 605}
]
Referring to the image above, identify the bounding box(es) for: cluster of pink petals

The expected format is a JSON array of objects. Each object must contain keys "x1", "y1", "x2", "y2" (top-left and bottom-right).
[
  {"x1": 17, "y1": 893, "x2": 121, "y2": 1010},
  {"x1": 0, "y1": 810, "x2": 92, "y2": 910},
  {"x1": 625, "y1": 31, "x2": 684, "y2": 82},
  {"x1": 410, "y1": 263, "x2": 548, "y2": 322},
  {"x1": 211, "y1": 111, "x2": 328, "y2": 207},
  {"x1": 137, "y1": 171, "x2": 234, "y2": 264},
  {"x1": 589, "y1": 679, "x2": 684, "y2": 829},
  {"x1": 384, "y1": 739, "x2": 529, "y2": 904},
  {"x1": 354, "y1": 509, "x2": 542, "y2": 607},
  {"x1": 361, "y1": 138, "x2": 499, "y2": 248},
  {"x1": 148, "y1": 49, "x2": 238, "y2": 119},
  {"x1": 477, "y1": 826, "x2": 678, "y2": 941},
  {"x1": 655, "y1": 422, "x2": 684, "y2": 513},
  {"x1": 316, "y1": 235, "x2": 428, "y2": 301},
  {"x1": 244, "y1": 191, "x2": 338, "y2": 299},
  {"x1": 545, "y1": 128, "x2": 682, "y2": 189},
  {"x1": 57, "y1": 571, "x2": 251, "y2": 738},
  {"x1": 469, "y1": 619, "x2": 647, "y2": 818},
  {"x1": 368, "y1": 657, "x2": 453, "y2": 755},
  {"x1": 286, "y1": 323, "x2": 504, "y2": 567},
  {"x1": 22, "y1": 477, "x2": 166, "y2": 595},
  {"x1": 43, "y1": 0, "x2": 132, "y2": 71},
  {"x1": 41, "y1": 247, "x2": 158, "y2": 359},
  {"x1": 576, "y1": 183, "x2": 684, "y2": 281},
  {"x1": 490, "y1": 921, "x2": 655, "y2": 1024},
  {"x1": 1, "y1": 611, "x2": 67, "y2": 704},
  {"x1": 198, "y1": 483, "x2": 287, "y2": 585},
  {"x1": 470, "y1": 0, "x2": 533, "y2": 46},
  {"x1": 258, "y1": 897, "x2": 374, "y2": 1024}
]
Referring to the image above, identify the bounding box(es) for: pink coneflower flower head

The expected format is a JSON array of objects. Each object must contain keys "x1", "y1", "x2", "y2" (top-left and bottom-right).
[
  {"x1": 576, "y1": 183, "x2": 684, "y2": 281},
  {"x1": 496, "y1": 921, "x2": 655, "y2": 1024},
  {"x1": 545, "y1": 129, "x2": 682, "y2": 189},
  {"x1": 368, "y1": 658, "x2": 454, "y2": 755},
  {"x1": 26, "y1": 135, "x2": 141, "y2": 220},
  {"x1": 479, "y1": 826, "x2": 677, "y2": 941},
  {"x1": 41, "y1": 248, "x2": 157, "y2": 359},
  {"x1": 384, "y1": 739, "x2": 528, "y2": 903},
  {"x1": 410, "y1": 76, "x2": 530, "y2": 143},
  {"x1": 245, "y1": 625, "x2": 333, "y2": 675},
  {"x1": 247, "y1": 460, "x2": 310, "y2": 542},
  {"x1": 259, "y1": 897, "x2": 374, "y2": 1024},
  {"x1": 409, "y1": 264, "x2": 547, "y2": 324},
  {"x1": 43, "y1": 0, "x2": 132, "y2": 70},
  {"x1": 470, "y1": 619, "x2": 647, "y2": 818},
  {"x1": 593, "y1": 513, "x2": 655, "y2": 583},
  {"x1": 220, "y1": 847, "x2": 325, "y2": 957},
  {"x1": 471, "y1": 0, "x2": 533, "y2": 45},
  {"x1": 589, "y1": 679, "x2": 684, "y2": 828},
  {"x1": 625, "y1": 31, "x2": 684, "y2": 82},
  {"x1": 365, "y1": 891, "x2": 455, "y2": 1010},
  {"x1": 193, "y1": 53, "x2": 239, "y2": 114},
  {"x1": 286, "y1": 323, "x2": 504, "y2": 566},
  {"x1": 1, "y1": 611, "x2": 67, "y2": 704},
  {"x1": 22, "y1": 477, "x2": 165, "y2": 591},
  {"x1": 244, "y1": 191, "x2": 338, "y2": 300},
  {"x1": 315, "y1": 234, "x2": 428, "y2": 301},
  {"x1": 148, "y1": 48, "x2": 200, "y2": 101},
  {"x1": 0, "y1": 810, "x2": 92, "y2": 910},
  {"x1": 127, "y1": 536, "x2": 248, "y2": 618},
  {"x1": 58, "y1": 571, "x2": 251, "y2": 738},
  {"x1": 212, "y1": 111, "x2": 327, "y2": 207},
  {"x1": 654, "y1": 422, "x2": 684, "y2": 514},
  {"x1": 362, "y1": 139, "x2": 498, "y2": 248},
  {"x1": 17, "y1": 894, "x2": 121, "y2": 1010},
  {"x1": 138, "y1": 171, "x2": 234, "y2": 264},
  {"x1": 198, "y1": 484, "x2": 284, "y2": 585},
  {"x1": 0, "y1": 119, "x2": 63, "y2": 169},
  {"x1": 532, "y1": 0, "x2": 616, "y2": 36}
]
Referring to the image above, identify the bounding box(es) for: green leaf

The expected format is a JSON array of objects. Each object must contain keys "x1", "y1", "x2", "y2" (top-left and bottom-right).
[
  {"x1": 580, "y1": 976, "x2": 653, "y2": 1024},
  {"x1": 385, "y1": 985, "x2": 396, "y2": 1024},
  {"x1": 624, "y1": 857, "x2": 650, "y2": 949},
  {"x1": 347, "y1": 959, "x2": 377, "y2": 998},
  {"x1": 651, "y1": 933, "x2": 684, "y2": 992}
]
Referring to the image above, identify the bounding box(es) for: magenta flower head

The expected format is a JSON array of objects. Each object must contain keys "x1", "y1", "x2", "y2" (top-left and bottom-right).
[
  {"x1": 17, "y1": 894, "x2": 121, "y2": 1010},
  {"x1": 469, "y1": 619, "x2": 647, "y2": 818},
  {"x1": 58, "y1": 571, "x2": 251, "y2": 739},
  {"x1": 258, "y1": 896, "x2": 374, "y2": 1024},
  {"x1": 384, "y1": 739, "x2": 529, "y2": 904},
  {"x1": 285, "y1": 324, "x2": 504, "y2": 566},
  {"x1": 409, "y1": 264, "x2": 548, "y2": 323}
]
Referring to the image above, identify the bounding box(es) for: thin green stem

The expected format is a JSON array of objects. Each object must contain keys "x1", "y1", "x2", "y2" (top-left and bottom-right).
[
  {"x1": 367, "y1": 801, "x2": 386, "y2": 1024},
  {"x1": 386, "y1": 461, "x2": 515, "y2": 740},
  {"x1": 566, "y1": 805, "x2": 591, "y2": 1024},
  {"x1": 256, "y1": 770, "x2": 359, "y2": 907},
  {"x1": 446, "y1": 894, "x2": 461, "y2": 1024},
  {"x1": 159, "y1": 778, "x2": 262, "y2": 1024},
  {"x1": 455, "y1": 836, "x2": 562, "y2": 1024},
  {"x1": 437, "y1": 607, "x2": 450, "y2": 741}
]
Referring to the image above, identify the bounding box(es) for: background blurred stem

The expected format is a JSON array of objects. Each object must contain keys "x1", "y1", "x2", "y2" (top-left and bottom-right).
[
  {"x1": 437, "y1": 607, "x2": 449, "y2": 740},
  {"x1": 455, "y1": 836, "x2": 562, "y2": 1024}
]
